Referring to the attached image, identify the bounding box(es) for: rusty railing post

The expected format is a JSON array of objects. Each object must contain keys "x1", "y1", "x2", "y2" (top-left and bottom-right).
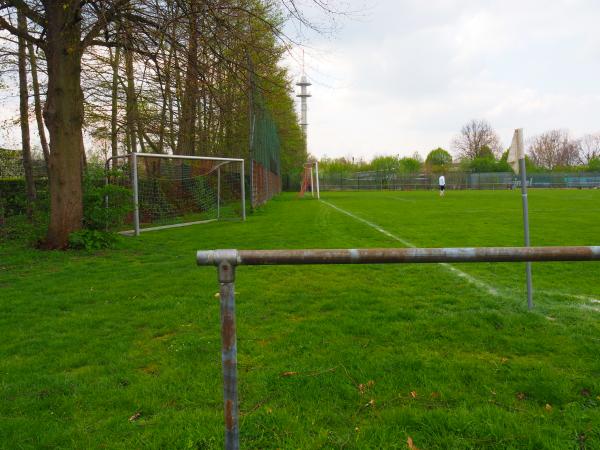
[{"x1": 217, "y1": 254, "x2": 239, "y2": 450}]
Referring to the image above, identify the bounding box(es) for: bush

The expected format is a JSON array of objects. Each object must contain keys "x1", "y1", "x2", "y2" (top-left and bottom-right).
[
  {"x1": 0, "y1": 178, "x2": 49, "y2": 217},
  {"x1": 588, "y1": 157, "x2": 600, "y2": 172},
  {"x1": 82, "y1": 166, "x2": 131, "y2": 230},
  {"x1": 68, "y1": 229, "x2": 118, "y2": 251}
]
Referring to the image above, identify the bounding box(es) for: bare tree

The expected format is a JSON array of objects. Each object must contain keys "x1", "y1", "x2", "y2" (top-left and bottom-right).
[
  {"x1": 452, "y1": 119, "x2": 502, "y2": 159},
  {"x1": 17, "y1": 9, "x2": 35, "y2": 218},
  {"x1": 528, "y1": 129, "x2": 580, "y2": 170},
  {"x1": 579, "y1": 133, "x2": 600, "y2": 164}
]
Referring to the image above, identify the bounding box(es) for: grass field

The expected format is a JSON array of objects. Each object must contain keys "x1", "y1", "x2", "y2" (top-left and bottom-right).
[{"x1": 1, "y1": 189, "x2": 600, "y2": 449}]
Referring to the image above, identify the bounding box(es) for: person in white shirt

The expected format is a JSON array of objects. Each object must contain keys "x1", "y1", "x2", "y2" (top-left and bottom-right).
[{"x1": 438, "y1": 174, "x2": 446, "y2": 196}]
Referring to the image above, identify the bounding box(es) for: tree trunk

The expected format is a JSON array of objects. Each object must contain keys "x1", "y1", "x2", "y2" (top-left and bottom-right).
[
  {"x1": 110, "y1": 44, "x2": 121, "y2": 158},
  {"x1": 17, "y1": 11, "x2": 36, "y2": 219},
  {"x1": 27, "y1": 41, "x2": 50, "y2": 170},
  {"x1": 124, "y1": 46, "x2": 138, "y2": 154},
  {"x1": 175, "y1": 8, "x2": 199, "y2": 156},
  {"x1": 42, "y1": 2, "x2": 84, "y2": 249}
]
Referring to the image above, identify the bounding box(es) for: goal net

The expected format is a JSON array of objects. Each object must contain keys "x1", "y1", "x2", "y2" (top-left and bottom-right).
[
  {"x1": 298, "y1": 161, "x2": 320, "y2": 199},
  {"x1": 106, "y1": 153, "x2": 245, "y2": 235}
]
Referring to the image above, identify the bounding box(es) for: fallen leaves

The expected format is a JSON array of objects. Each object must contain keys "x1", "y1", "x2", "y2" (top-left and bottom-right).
[
  {"x1": 358, "y1": 380, "x2": 375, "y2": 395},
  {"x1": 129, "y1": 411, "x2": 142, "y2": 422},
  {"x1": 407, "y1": 436, "x2": 420, "y2": 450},
  {"x1": 280, "y1": 371, "x2": 298, "y2": 377},
  {"x1": 410, "y1": 391, "x2": 418, "y2": 399},
  {"x1": 545, "y1": 403, "x2": 553, "y2": 411},
  {"x1": 516, "y1": 392, "x2": 526, "y2": 401}
]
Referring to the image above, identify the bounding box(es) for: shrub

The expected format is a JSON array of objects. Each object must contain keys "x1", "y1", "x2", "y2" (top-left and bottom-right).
[
  {"x1": 82, "y1": 166, "x2": 131, "y2": 230},
  {"x1": 68, "y1": 229, "x2": 118, "y2": 251}
]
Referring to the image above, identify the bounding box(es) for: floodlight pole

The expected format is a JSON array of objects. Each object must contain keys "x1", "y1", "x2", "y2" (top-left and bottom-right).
[
  {"x1": 516, "y1": 129, "x2": 533, "y2": 309},
  {"x1": 310, "y1": 166, "x2": 314, "y2": 197}
]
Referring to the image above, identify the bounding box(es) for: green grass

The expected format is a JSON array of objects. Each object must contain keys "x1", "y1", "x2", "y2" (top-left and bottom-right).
[{"x1": 1, "y1": 190, "x2": 599, "y2": 449}]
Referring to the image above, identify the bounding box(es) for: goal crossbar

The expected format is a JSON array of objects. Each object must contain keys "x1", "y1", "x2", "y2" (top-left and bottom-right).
[{"x1": 106, "y1": 153, "x2": 246, "y2": 235}]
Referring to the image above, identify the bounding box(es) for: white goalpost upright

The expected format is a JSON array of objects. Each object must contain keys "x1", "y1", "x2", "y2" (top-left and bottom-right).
[
  {"x1": 106, "y1": 153, "x2": 245, "y2": 236},
  {"x1": 299, "y1": 161, "x2": 320, "y2": 199}
]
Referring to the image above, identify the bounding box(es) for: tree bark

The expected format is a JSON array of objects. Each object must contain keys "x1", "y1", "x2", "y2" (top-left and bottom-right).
[
  {"x1": 17, "y1": 11, "x2": 36, "y2": 219},
  {"x1": 42, "y1": 2, "x2": 85, "y2": 249},
  {"x1": 175, "y1": 7, "x2": 199, "y2": 156},
  {"x1": 124, "y1": 46, "x2": 138, "y2": 154},
  {"x1": 27, "y1": 41, "x2": 50, "y2": 170},
  {"x1": 110, "y1": 44, "x2": 121, "y2": 158}
]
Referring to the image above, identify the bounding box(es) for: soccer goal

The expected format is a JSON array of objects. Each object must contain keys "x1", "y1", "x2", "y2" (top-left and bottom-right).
[
  {"x1": 298, "y1": 161, "x2": 320, "y2": 199},
  {"x1": 106, "y1": 153, "x2": 245, "y2": 235}
]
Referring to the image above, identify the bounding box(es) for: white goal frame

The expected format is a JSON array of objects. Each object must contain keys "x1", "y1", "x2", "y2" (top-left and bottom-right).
[{"x1": 106, "y1": 152, "x2": 245, "y2": 236}]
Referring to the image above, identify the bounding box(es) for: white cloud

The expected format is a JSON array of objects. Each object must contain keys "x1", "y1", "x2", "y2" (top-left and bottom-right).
[{"x1": 288, "y1": 0, "x2": 600, "y2": 159}]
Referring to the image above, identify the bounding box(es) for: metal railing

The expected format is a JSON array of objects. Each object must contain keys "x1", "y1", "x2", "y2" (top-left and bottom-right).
[
  {"x1": 315, "y1": 171, "x2": 600, "y2": 191},
  {"x1": 196, "y1": 245, "x2": 600, "y2": 450}
]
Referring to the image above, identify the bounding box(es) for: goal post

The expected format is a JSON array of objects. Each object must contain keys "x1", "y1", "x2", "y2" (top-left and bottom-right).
[
  {"x1": 298, "y1": 161, "x2": 320, "y2": 199},
  {"x1": 106, "y1": 153, "x2": 245, "y2": 235}
]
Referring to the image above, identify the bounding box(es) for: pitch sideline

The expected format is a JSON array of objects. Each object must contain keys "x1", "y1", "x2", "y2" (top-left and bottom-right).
[{"x1": 320, "y1": 199, "x2": 500, "y2": 297}]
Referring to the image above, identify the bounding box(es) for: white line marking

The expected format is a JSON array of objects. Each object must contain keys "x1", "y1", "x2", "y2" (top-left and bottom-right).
[
  {"x1": 537, "y1": 290, "x2": 600, "y2": 304},
  {"x1": 321, "y1": 199, "x2": 499, "y2": 296}
]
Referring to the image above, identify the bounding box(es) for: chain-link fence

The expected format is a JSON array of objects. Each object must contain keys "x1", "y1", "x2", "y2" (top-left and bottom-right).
[{"x1": 316, "y1": 170, "x2": 600, "y2": 191}]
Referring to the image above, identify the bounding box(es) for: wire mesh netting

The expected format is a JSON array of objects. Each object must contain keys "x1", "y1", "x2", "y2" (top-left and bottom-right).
[
  {"x1": 107, "y1": 155, "x2": 244, "y2": 231},
  {"x1": 250, "y1": 79, "x2": 281, "y2": 208},
  {"x1": 317, "y1": 171, "x2": 600, "y2": 191}
]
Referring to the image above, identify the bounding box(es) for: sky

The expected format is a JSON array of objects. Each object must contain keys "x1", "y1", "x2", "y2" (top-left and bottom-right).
[{"x1": 285, "y1": 0, "x2": 600, "y2": 160}]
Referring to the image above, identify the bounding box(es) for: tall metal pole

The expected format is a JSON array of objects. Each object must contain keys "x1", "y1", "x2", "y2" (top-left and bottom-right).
[
  {"x1": 310, "y1": 166, "x2": 314, "y2": 197},
  {"x1": 315, "y1": 161, "x2": 320, "y2": 199},
  {"x1": 516, "y1": 129, "x2": 533, "y2": 309},
  {"x1": 240, "y1": 161, "x2": 246, "y2": 221},
  {"x1": 296, "y1": 75, "x2": 311, "y2": 138},
  {"x1": 131, "y1": 153, "x2": 140, "y2": 236},
  {"x1": 217, "y1": 167, "x2": 221, "y2": 220},
  {"x1": 217, "y1": 258, "x2": 239, "y2": 450}
]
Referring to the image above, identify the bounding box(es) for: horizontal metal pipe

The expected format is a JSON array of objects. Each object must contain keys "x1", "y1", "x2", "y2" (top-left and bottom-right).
[
  {"x1": 197, "y1": 246, "x2": 600, "y2": 266},
  {"x1": 130, "y1": 152, "x2": 243, "y2": 163}
]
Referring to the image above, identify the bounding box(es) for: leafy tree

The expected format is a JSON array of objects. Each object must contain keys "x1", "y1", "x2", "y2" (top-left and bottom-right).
[
  {"x1": 425, "y1": 148, "x2": 452, "y2": 172},
  {"x1": 398, "y1": 157, "x2": 421, "y2": 173},
  {"x1": 370, "y1": 155, "x2": 400, "y2": 173},
  {"x1": 586, "y1": 157, "x2": 600, "y2": 172}
]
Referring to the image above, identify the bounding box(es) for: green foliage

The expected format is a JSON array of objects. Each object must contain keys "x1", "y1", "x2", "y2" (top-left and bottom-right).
[
  {"x1": 478, "y1": 145, "x2": 495, "y2": 159},
  {"x1": 0, "y1": 178, "x2": 49, "y2": 217},
  {"x1": 425, "y1": 148, "x2": 452, "y2": 173},
  {"x1": 317, "y1": 156, "x2": 368, "y2": 174},
  {"x1": 0, "y1": 213, "x2": 47, "y2": 245},
  {"x1": 68, "y1": 229, "x2": 118, "y2": 251},
  {"x1": 369, "y1": 155, "x2": 400, "y2": 172},
  {"x1": 399, "y1": 157, "x2": 421, "y2": 173},
  {"x1": 426, "y1": 148, "x2": 452, "y2": 166},
  {"x1": 82, "y1": 166, "x2": 131, "y2": 230},
  {"x1": 468, "y1": 156, "x2": 498, "y2": 172},
  {"x1": 587, "y1": 157, "x2": 600, "y2": 172}
]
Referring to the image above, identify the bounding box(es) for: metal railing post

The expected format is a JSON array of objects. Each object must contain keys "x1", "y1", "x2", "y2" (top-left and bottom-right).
[
  {"x1": 131, "y1": 153, "x2": 140, "y2": 236},
  {"x1": 240, "y1": 161, "x2": 246, "y2": 221},
  {"x1": 218, "y1": 256, "x2": 239, "y2": 450}
]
